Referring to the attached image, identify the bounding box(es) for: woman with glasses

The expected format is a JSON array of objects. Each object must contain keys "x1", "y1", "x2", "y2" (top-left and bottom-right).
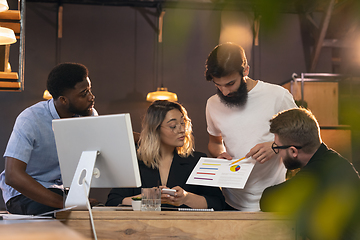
[{"x1": 106, "y1": 100, "x2": 226, "y2": 210}]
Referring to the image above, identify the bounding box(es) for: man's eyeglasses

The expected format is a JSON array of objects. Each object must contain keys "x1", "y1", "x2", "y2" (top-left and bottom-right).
[
  {"x1": 271, "y1": 142, "x2": 302, "y2": 154},
  {"x1": 161, "y1": 121, "x2": 186, "y2": 133}
]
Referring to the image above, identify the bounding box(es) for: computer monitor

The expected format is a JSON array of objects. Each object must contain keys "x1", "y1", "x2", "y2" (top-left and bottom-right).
[{"x1": 52, "y1": 113, "x2": 141, "y2": 210}]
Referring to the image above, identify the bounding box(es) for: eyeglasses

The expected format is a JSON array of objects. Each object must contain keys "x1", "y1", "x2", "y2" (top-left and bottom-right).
[
  {"x1": 160, "y1": 121, "x2": 186, "y2": 133},
  {"x1": 271, "y1": 142, "x2": 302, "y2": 154}
]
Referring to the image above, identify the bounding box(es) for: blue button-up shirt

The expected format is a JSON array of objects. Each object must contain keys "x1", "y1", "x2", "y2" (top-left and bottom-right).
[{"x1": 0, "y1": 99, "x2": 97, "y2": 203}]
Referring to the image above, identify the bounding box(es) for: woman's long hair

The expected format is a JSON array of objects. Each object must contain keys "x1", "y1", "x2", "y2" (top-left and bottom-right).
[{"x1": 137, "y1": 100, "x2": 194, "y2": 169}]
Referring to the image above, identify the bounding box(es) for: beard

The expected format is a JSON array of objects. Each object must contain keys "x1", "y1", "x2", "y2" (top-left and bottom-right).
[
  {"x1": 68, "y1": 102, "x2": 94, "y2": 116},
  {"x1": 217, "y1": 78, "x2": 248, "y2": 107},
  {"x1": 282, "y1": 151, "x2": 302, "y2": 170}
]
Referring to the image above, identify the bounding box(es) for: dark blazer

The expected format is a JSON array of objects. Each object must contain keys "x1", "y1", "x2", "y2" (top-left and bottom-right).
[
  {"x1": 106, "y1": 151, "x2": 226, "y2": 210},
  {"x1": 260, "y1": 143, "x2": 360, "y2": 240}
]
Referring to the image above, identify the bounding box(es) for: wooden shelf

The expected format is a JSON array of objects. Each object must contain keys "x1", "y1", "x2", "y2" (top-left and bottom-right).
[
  {"x1": 0, "y1": 10, "x2": 21, "y2": 20},
  {"x1": 0, "y1": 71, "x2": 19, "y2": 80},
  {"x1": 283, "y1": 81, "x2": 339, "y2": 126},
  {"x1": 0, "y1": 10, "x2": 21, "y2": 39},
  {"x1": 283, "y1": 80, "x2": 353, "y2": 161},
  {"x1": 320, "y1": 126, "x2": 352, "y2": 161},
  {"x1": 0, "y1": 81, "x2": 20, "y2": 88},
  {"x1": 0, "y1": 71, "x2": 20, "y2": 91}
]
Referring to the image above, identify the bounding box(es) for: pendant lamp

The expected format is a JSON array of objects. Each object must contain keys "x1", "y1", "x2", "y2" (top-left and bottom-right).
[
  {"x1": 0, "y1": 0, "x2": 17, "y2": 45},
  {"x1": 43, "y1": 90, "x2": 52, "y2": 100},
  {"x1": 0, "y1": 0, "x2": 8, "y2": 12},
  {"x1": 146, "y1": 9, "x2": 178, "y2": 102},
  {"x1": 146, "y1": 87, "x2": 178, "y2": 102},
  {"x1": 0, "y1": 26, "x2": 16, "y2": 45}
]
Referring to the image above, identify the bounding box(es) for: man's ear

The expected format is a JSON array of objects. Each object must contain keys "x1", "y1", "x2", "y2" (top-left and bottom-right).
[
  {"x1": 243, "y1": 65, "x2": 250, "y2": 77},
  {"x1": 58, "y1": 96, "x2": 67, "y2": 105},
  {"x1": 289, "y1": 146, "x2": 299, "y2": 158}
]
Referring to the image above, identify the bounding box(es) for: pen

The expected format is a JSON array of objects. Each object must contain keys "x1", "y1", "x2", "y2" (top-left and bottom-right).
[{"x1": 229, "y1": 156, "x2": 246, "y2": 165}]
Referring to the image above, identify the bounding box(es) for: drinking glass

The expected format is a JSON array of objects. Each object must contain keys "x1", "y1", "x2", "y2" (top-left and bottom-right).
[{"x1": 141, "y1": 188, "x2": 161, "y2": 211}]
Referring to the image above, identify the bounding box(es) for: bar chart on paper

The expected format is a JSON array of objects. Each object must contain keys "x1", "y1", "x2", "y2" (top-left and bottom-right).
[{"x1": 186, "y1": 157, "x2": 256, "y2": 189}]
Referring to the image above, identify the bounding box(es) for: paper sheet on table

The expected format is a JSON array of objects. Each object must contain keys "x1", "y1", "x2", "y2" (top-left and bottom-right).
[
  {"x1": 0, "y1": 206, "x2": 77, "y2": 220},
  {"x1": 186, "y1": 157, "x2": 256, "y2": 189},
  {"x1": 0, "y1": 214, "x2": 53, "y2": 220}
]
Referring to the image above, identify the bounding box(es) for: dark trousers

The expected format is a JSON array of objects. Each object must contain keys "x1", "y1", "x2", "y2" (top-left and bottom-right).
[
  {"x1": 6, "y1": 188, "x2": 63, "y2": 216},
  {"x1": 224, "y1": 202, "x2": 238, "y2": 211}
]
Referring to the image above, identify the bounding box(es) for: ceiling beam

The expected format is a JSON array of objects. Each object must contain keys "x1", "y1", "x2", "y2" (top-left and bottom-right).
[
  {"x1": 310, "y1": 0, "x2": 336, "y2": 72},
  {"x1": 23, "y1": 0, "x2": 309, "y2": 13}
]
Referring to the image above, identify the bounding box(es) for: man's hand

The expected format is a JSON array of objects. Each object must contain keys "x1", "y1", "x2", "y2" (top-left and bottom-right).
[
  {"x1": 217, "y1": 152, "x2": 233, "y2": 160},
  {"x1": 245, "y1": 141, "x2": 275, "y2": 164},
  {"x1": 208, "y1": 134, "x2": 226, "y2": 158}
]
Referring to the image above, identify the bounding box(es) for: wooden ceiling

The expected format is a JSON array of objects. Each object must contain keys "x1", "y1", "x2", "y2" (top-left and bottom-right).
[
  {"x1": 25, "y1": 0, "x2": 359, "y2": 72},
  {"x1": 23, "y1": 0, "x2": 355, "y2": 13}
]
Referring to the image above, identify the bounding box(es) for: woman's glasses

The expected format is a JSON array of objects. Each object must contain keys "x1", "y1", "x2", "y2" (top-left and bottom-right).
[{"x1": 161, "y1": 121, "x2": 186, "y2": 133}]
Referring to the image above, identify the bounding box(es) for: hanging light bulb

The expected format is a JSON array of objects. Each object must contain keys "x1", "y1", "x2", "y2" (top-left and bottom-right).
[
  {"x1": 146, "y1": 87, "x2": 178, "y2": 102},
  {"x1": 146, "y1": 9, "x2": 178, "y2": 102},
  {"x1": 43, "y1": 90, "x2": 52, "y2": 100},
  {"x1": 0, "y1": 1, "x2": 17, "y2": 45},
  {"x1": 0, "y1": 26, "x2": 16, "y2": 45}
]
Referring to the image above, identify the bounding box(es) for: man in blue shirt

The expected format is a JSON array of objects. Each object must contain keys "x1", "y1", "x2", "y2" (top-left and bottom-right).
[{"x1": 0, "y1": 63, "x2": 97, "y2": 215}]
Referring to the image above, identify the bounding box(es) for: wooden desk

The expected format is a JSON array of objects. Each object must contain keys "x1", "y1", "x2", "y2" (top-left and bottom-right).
[
  {"x1": 0, "y1": 219, "x2": 87, "y2": 240},
  {"x1": 56, "y1": 210, "x2": 296, "y2": 240}
]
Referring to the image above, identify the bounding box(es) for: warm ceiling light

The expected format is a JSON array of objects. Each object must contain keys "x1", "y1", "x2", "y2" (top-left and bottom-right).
[
  {"x1": 146, "y1": 11, "x2": 178, "y2": 103},
  {"x1": 0, "y1": 0, "x2": 9, "y2": 12},
  {"x1": 0, "y1": 1, "x2": 16, "y2": 45},
  {"x1": 146, "y1": 87, "x2": 178, "y2": 102},
  {"x1": 43, "y1": 90, "x2": 52, "y2": 100},
  {"x1": 0, "y1": 26, "x2": 16, "y2": 45}
]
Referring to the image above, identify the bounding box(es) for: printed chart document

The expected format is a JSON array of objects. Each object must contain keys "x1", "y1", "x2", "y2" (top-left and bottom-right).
[{"x1": 186, "y1": 157, "x2": 256, "y2": 189}]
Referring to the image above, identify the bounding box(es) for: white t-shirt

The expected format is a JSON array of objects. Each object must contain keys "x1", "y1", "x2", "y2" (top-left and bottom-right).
[{"x1": 206, "y1": 80, "x2": 298, "y2": 211}]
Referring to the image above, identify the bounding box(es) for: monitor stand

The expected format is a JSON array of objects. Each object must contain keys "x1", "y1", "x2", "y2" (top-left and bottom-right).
[{"x1": 65, "y1": 150, "x2": 99, "y2": 210}]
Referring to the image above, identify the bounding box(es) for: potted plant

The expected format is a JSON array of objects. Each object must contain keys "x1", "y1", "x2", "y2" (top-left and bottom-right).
[{"x1": 131, "y1": 197, "x2": 142, "y2": 211}]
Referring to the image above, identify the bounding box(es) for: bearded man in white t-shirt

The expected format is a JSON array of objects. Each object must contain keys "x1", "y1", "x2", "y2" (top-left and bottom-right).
[{"x1": 204, "y1": 42, "x2": 298, "y2": 211}]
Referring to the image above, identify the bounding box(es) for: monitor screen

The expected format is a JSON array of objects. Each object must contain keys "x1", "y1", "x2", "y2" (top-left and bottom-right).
[{"x1": 53, "y1": 113, "x2": 141, "y2": 191}]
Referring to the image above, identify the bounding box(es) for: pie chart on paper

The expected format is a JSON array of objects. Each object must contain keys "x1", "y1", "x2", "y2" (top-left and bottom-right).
[{"x1": 230, "y1": 165, "x2": 241, "y2": 172}]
